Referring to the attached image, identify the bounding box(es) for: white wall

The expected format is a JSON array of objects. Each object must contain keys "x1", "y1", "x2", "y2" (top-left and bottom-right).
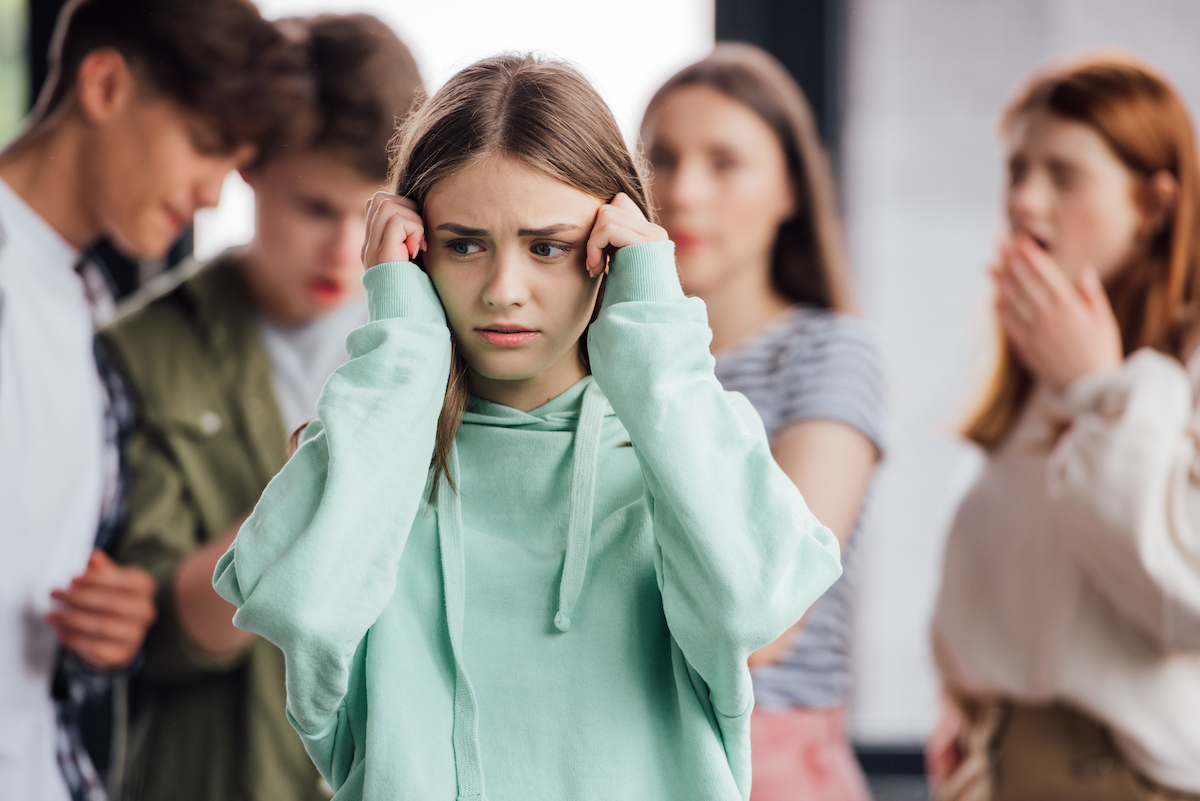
[
  {"x1": 843, "y1": 0, "x2": 1200, "y2": 745},
  {"x1": 194, "y1": 0, "x2": 715, "y2": 259}
]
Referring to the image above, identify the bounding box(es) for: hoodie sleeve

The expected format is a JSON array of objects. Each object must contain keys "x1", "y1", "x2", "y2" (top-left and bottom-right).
[
  {"x1": 212, "y1": 261, "x2": 451, "y2": 772},
  {"x1": 1046, "y1": 348, "x2": 1200, "y2": 649},
  {"x1": 587, "y1": 240, "x2": 843, "y2": 724}
]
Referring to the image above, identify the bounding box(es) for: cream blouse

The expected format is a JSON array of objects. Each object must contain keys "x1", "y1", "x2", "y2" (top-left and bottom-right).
[{"x1": 933, "y1": 347, "x2": 1200, "y2": 792}]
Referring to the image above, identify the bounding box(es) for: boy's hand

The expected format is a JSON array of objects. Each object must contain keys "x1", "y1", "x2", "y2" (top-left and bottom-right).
[
  {"x1": 48, "y1": 550, "x2": 157, "y2": 671},
  {"x1": 585, "y1": 193, "x2": 668, "y2": 278},
  {"x1": 362, "y1": 192, "x2": 426, "y2": 269}
]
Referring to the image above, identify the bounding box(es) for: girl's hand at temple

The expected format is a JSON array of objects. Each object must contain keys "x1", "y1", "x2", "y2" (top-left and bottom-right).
[
  {"x1": 362, "y1": 192, "x2": 426, "y2": 269},
  {"x1": 585, "y1": 192, "x2": 669, "y2": 277},
  {"x1": 994, "y1": 233, "x2": 1123, "y2": 389}
]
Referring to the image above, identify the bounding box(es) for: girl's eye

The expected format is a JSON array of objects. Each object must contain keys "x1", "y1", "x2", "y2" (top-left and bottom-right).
[
  {"x1": 714, "y1": 157, "x2": 740, "y2": 173},
  {"x1": 532, "y1": 242, "x2": 569, "y2": 258},
  {"x1": 449, "y1": 241, "x2": 483, "y2": 256},
  {"x1": 1049, "y1": 164, "x2": 1077, "y2": 191},
  {"x1": 648, "y1": 150, "x2": 677, "y2": 171}
]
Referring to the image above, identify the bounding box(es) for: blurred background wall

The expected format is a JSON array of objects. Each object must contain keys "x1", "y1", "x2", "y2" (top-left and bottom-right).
[{"x1": 5, "y1": 0, "x2": 1200, "y2": 793}]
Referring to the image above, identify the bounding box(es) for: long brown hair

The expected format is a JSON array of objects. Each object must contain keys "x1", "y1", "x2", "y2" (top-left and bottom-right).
[
  {"x1": 388, "y1": 53, "x2": 654, "y2": 487},
  {"x1": 967, "y1": 52, "x2": 1200, "y2": 449},
  {"x1": 641, "y1": 42, "x2": 854, "y2": 311}
]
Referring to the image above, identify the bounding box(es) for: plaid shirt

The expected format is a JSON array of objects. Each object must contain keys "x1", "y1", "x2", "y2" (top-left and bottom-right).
[{"x1": 51, "y1": 256, "x2": 136, "y2": 801}]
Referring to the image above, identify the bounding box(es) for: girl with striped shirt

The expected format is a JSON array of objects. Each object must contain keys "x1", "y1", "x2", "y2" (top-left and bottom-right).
[{"x1": 642, "y1": 43, "x2": 884, "y2": 801}]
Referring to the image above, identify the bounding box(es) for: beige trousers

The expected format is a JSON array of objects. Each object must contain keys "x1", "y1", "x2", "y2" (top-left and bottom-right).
[{"x1": 936, "y1": 699, "x2": 1200, "y2": 801}]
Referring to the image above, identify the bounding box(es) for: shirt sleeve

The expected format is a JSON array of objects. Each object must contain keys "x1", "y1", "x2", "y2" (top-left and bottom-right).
[
  {"x1": 587, "y1": 240, "x2": 844, "y2": 729},
  {"x1": 776, "y1": 312, "x2": 886, "y2": 456},
  {"x1": 1046, "y1": 347, "x2": 1200, "y2": 648}
]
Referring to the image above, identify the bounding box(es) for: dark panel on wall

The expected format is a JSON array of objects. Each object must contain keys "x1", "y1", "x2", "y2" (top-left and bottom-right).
[
  {"x1": 29, "y1": 0, "x2": 70, "y2": 107},
  {"x1": 716, "y1": 0, "x2": 846, "y2": 167}
]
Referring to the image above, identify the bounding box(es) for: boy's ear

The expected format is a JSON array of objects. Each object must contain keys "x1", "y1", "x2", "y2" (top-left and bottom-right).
[{"x1": 75, "y1": 48, "x2": 136, "y2": 126}]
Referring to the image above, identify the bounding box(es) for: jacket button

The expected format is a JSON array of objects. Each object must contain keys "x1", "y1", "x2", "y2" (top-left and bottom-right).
[{"x1": 199, "y1": 411, "x2": 223, "y2": 435}]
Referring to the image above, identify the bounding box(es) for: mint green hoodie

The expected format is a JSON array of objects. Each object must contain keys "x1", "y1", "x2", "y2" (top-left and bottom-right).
[{"x1": 214, "y1": 240, "x2": 842, "y2": 801}]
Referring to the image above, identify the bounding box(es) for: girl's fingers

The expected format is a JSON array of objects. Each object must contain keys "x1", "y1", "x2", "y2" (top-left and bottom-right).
[
  {"x1": 1003, "y1": 249, "x2": 1050, "y2": 314},
  {"x1": 609, "y1": 192, "x2": 644, "y2": 220},
  {"x1": 363, "y1": 193, "x2": 424, "y2": 267},
  {"x1": 994, "y1": 268, "x2": 1037, "y2": 325},
  {"x1": 405, "y1": 227, "x2": 422, "y2": 261},
  {"x1": 586, "y1": 197, "x2": 667, "y2": 276},
  {"x1": 366, "y1": 207, "x2": 424, "y2": 267},
  {"x1": 586, "y1": 209, "x2": 611, "y2": 276},
  {"x1": 996, "y1": 295, "x2": 1027, "y2": 341},
  {"x1": 1014, "y1": 235, "x2": 1079, "y2": 310},
  {"x1": 378, "y1": 215, "x2": 416, "y2": 265}
]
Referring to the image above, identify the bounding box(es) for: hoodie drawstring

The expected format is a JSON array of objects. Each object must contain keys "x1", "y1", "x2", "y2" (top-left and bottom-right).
[
  {"x1": 434, "y1": 379, "x2": 607, "y2": 797},
  {"x1": 554, "y1": 380, "x2": 607, "y2": 633},
  {"x1": 437, "y1": 444, "x2": 485, "y2": 801}
]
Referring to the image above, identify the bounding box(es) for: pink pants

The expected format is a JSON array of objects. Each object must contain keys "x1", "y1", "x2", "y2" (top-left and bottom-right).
[{"x1": 749, "y1": 705, "x2": 872, "y2": 801}]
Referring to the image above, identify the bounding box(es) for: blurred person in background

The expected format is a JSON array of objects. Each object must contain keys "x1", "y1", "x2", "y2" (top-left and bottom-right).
[
  {"x1": 928, "y1": 52, "x2": 1200, "y2": 801},
  {"x1": 0, "y1": 0, "x2": 303, "y2": 798},
  {"x1": 641, "y1": 43, "x2": 884, "y2": 801},
  {"x1": 99, "y1": 14, "x2": 421, "y2": 801}
]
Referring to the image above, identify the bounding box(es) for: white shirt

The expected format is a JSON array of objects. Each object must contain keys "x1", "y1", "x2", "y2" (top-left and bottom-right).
[
  {"x1": 257, "y1": 295, "x2": 367, "y2": 434},
  {"x1": 0, "y1": 178, "x2": 107, "y2": 801},
  {"x1": 933, "y1": 348, "x2": 1200, "y2": 792}
]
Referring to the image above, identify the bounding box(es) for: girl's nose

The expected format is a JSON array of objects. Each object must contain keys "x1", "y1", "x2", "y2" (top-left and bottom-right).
[
  {"x1": 1007, "y1": 170, "x2": 1050, "y2": 227},
  {"x1": 666, "y1": 157, "x2": 711, "y2": 211},
  {"x1": 481, "y1": 251, "x2": 530, "y2": 308}
]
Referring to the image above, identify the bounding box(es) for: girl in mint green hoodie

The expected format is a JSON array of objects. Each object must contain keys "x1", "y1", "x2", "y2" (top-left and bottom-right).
[{"x1": 213, "y1": 53, "x2": 842, "y2": 801}]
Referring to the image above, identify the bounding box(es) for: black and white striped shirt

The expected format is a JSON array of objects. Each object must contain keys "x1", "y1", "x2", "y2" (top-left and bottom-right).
[{"x1": 714, "y1": 306, "x2": 884, "y2": 709}]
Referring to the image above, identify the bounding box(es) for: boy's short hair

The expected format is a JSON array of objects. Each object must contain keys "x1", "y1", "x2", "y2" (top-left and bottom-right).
[
  {"x1": 35, "y1": 0, "x2": 309, "y2": 154},
  {"x1": 274, "y1": 14, "x2": 423, "y2": 181}
]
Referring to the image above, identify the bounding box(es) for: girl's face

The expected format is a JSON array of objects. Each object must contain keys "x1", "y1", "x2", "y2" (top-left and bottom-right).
[
  {"x1": 1005, "y1": 109, "x2": 1147, "y2": 280},
  {"x1": 643, "y1": 84, "x2": 794, "y2": 297},
  {"x1": 423, "y1": 156, "x2": 604, "y2": 408}
]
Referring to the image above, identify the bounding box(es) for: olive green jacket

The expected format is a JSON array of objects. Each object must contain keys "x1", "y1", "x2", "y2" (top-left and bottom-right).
[{"x1": 101, "y1": 254, "x2": 327, "y2": 801}]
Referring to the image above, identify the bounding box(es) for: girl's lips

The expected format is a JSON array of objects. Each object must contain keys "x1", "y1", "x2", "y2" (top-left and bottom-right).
[
  {"x1": 308, "y1": 277, "x2": 343, "y2": 303},
  {"x1": 669, "y1": 231, "x2": 704, "y2": 253},
  {"x1": 477, "y1": 328, "x2": 539, "y2": 347}
]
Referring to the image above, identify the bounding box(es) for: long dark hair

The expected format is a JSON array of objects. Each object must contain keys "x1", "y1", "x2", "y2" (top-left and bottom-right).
[
  {"x1": 388, "y1": 53, "x2": 654, "y2": 487},
  {"x1": 642, "y1": 42, "x2": 854, "y2": 311}
]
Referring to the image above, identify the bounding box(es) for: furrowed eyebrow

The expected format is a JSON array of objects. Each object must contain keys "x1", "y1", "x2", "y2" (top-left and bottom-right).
[
  {"x1": 436, "y1": 223, "x2": 489, "y2": 236},
  {"x1": 517, "y1": 223, "x2": 582, "y2": 237},
  {"x1": 435, "y1": 222, "x2": 583, "y2": 237}
]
